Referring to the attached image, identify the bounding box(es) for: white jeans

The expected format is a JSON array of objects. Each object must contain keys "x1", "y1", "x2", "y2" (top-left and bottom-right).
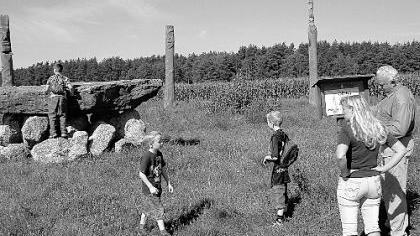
[
  {"x1": 380, "y1": 139, "x2": 414, "y2": 236},
  {"x1": 337, "y1": 175, "x2": 382, "y2": 236}
]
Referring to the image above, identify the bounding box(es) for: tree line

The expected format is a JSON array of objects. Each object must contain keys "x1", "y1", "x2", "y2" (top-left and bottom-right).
[{"x1": 12, "y1": 40, "x2": 420, "y2": 86}]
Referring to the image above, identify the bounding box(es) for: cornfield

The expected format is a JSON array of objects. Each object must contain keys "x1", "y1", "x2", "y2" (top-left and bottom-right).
[{"x1": 157, "y1": 72, "x2": 420, "y2": 111}]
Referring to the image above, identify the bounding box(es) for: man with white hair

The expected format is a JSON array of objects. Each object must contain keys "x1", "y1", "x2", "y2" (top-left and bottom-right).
[{"x1": 375, "y1": 65, "x2": 416, "y2": 236}]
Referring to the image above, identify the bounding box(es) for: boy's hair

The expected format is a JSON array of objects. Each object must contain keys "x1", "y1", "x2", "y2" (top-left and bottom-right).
[
  {"x1": 142, "y1": 131, "x2": 162, "y2": 147},
  {"x1": 266, "y1": 111, "x2": 283, "y2": 127},
  {"x1": 53, "y1": 63, "x2": 63, "y2": 73}
]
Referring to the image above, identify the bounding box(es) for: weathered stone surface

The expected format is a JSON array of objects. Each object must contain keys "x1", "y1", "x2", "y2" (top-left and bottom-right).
[
  {"x1": 68, "y1": 131, "x2": 88, "y2": 160},
  {"x1": 89, "y1": 123, "x2": 115, "y2": 156},
  {"x1": 21, "y1": 116, "x2": 49, "y2": 148},
  {"x1": 0, "y1": 143, "x2": 30, "y2": 162},
  {"x1": 0, "y1": 79, "x2": 162, "y2": 120},
  {"x1": 124, "y1": 118, "x2": 146, "y2": 145},
  {"x1": 0, "y1": 124, "x2": 20, "y2": 145},
  {"x1": 111, "y1": 110, "x2": 141, "y2": 140},
  {"x1": 114, "y1": 138, "x2": 136, "y2": 153},
  {"x1": 31, "y1": 138, "x2": 70, "y2": 163}
]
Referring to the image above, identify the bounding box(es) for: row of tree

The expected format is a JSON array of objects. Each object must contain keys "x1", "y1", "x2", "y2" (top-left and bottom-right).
[{"x1": 12, "y1": 40, "x2": 420, "y2": 86}]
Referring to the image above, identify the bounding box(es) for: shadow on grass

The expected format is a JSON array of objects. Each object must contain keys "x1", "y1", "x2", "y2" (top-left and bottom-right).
[
  {"x1": 164, "y1": 198, "x2": 213, "y2": 235},
  {"x1": 368, "y1": 189, "x2": 420, "y2": 236},
  {"x1": 285, "y1": 194, "x2": 302, "y2": 219},
  {"x1": 162, "y1": 136, "x2": 201, "y2": 146}
]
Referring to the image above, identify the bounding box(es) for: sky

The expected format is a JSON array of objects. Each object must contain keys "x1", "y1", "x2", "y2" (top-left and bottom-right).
[{"x1": 2, "y1": 0, "x2": 420, "y2": 69}]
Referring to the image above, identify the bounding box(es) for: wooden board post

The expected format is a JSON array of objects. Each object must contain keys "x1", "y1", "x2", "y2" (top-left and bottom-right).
[
  {"x1": 0, "y1": 15, "x2": 14, "y2": 87},
  {"x1": 308, "y1": 0, "x2": 321, "y2": 117},
  {"x1": 164, "y1": 25, "x2": 175, "y2": 109}
]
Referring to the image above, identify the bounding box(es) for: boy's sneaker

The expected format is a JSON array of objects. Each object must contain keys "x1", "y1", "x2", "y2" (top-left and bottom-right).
[
  {"x1": 272, "y1": 215, "x2": 285, "y2": 227},
  {"x1": 137, "y1": 224, "x2": 146, "y2": 236}
]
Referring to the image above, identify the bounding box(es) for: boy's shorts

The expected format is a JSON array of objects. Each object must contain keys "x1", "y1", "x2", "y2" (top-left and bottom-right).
[
  {"x1": 139, "y1": 194, "x2": 164, "y2": 220},
  {"x1": 48, "y1": 95, "x2": 67, "y2": 116},
  {"x1": 270, "y1": 184, "x2": 288, "y2": 210}
]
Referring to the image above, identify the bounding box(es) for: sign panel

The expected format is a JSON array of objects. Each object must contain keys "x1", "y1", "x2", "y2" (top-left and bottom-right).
[{"x1": 325, "y1": 91, "x2": 359, "y2": 116}]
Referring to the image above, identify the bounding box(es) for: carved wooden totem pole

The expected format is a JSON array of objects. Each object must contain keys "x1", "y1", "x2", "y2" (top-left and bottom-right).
[
  {"x1": 0, "y1": 15, "x2": 14, "y2": 86},
  {"x1": 164, "y1": 25, "x2": 175, "y2": 109},
  {"x1": 308, "y1": 0, "x2": 322, "y2": 118}
]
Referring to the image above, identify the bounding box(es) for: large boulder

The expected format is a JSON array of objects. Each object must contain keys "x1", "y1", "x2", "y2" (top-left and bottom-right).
[
  {"x1": 0, "y1": 144, "x2": 31, "y2": 162},
  {"x1": 68, "y1": 131, "x2": 88, "y2": 160},
  {"x1": 89, "y1": 123, "x2": 116, "y2": 156},
  {"x1": 0, "y1": 79, "x2": 162, "y2": 120},
  {"x1": 31, "y1": 138, "x2": 70, "y2": 163},
  {"x1": 91, "y1": 110, "x2": 141, "y2": 140},
  {"x1": 124, "y1": 118, "x2": 146, "y2": 145},
  {"x1": 0, "y1": 124, "x2": 20, "y2": 145},
  {"x1": 0, "y1": 114, "x2": 22, "y2": 145},
  {"x1": 114, "y1": 138, "x2": 135, "y2": 153},
  {"x1": 21, "y1": 116, "x2": 49, "y2": 148}
]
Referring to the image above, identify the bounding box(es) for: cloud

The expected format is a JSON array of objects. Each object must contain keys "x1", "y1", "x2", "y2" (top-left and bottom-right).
[
  {"x1": 199, "y1": 30, "x2": 207, "y2": 38},
  {"x1": 107, "y1": 0, "x2": 164, "y2": 20},
  {"x1": 12, "y1": 0, "x2": 165, "y2": 43}
]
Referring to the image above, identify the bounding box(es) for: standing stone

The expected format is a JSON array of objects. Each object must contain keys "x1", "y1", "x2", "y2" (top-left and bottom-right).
[
  {"x1": 68, "y1": 131, "x2": 88, "y2": 160},
  {"x1": 164, "y1": 25, "x2": 175, "y2": 109},
  {"x1": 21, "y1": 116, "x2": 49, "y2": 148},
  {"x1": 0, "y1": 15, "x2": 14, "y2": 86},
  {"x1": 89, "y1": 123, "x2": 115, "y2": 156}
]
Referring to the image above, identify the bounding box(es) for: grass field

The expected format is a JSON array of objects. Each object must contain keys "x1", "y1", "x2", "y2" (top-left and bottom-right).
[{"x1": 0, "y1": 97, "x2": 419, "y2": 235}]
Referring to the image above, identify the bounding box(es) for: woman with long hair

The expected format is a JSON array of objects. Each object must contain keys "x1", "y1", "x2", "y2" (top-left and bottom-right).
[{"x1": 336, "y1": 95, "x2": 406, "y2": 236}]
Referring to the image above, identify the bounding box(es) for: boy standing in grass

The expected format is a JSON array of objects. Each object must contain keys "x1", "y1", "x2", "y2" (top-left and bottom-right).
[
  {"x1": 138, "y1": 132, "x2": 174, "y2": 236},
  {"x1": 263, "y1": 111, "x2": 291, "y2": 226}
]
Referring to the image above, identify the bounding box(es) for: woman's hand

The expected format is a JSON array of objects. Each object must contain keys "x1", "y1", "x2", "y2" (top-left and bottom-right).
[
  {"x1": 149, "y1": 186, "x2": 158, "y2": 195},
  {"x1": 372, "y1": 166, "x2": 385, "y2": 173},
  {"x1": 262, "y1": 156, "x2": 270, "y2": 166}
]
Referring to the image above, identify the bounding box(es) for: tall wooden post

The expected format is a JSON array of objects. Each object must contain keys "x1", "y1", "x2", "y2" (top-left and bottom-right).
[
  {"x1": 308, "y1": 0, "x2": 322, "y2": 119},
  {"x1": 164, "y1": 25, "x2": 175, "y2": 109},
  {"x1": 0, "y1": 15, "x2": 14, "y2": 86}
]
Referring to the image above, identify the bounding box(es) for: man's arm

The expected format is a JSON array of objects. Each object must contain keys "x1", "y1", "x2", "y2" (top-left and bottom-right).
[
  {"x1": 373, "y1": 140, "x2": 406, "y2": 173},
  {"x1": 386, "y1": 102, "x2": 414, "y2": 138}
]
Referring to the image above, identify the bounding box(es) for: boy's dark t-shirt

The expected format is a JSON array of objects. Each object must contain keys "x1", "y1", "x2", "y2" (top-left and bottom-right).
[
  {"x1": 270, "y1": 129, "x2": 291, "y2": 187},
  {"x1": 139, "y1": 150, "x2": 166, "y2": 196},
  {"x1": 337, "y1": 122, "x2": 398, "y2": 178}
]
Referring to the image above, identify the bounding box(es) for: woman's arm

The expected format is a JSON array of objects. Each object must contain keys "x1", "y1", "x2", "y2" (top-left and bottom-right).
[
  {"x1": 336, "y1": 144, "x2": 350, "y2": 178},
  {"x1": 373, "y1": 141, "x2": 407, "y2": 173}
]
